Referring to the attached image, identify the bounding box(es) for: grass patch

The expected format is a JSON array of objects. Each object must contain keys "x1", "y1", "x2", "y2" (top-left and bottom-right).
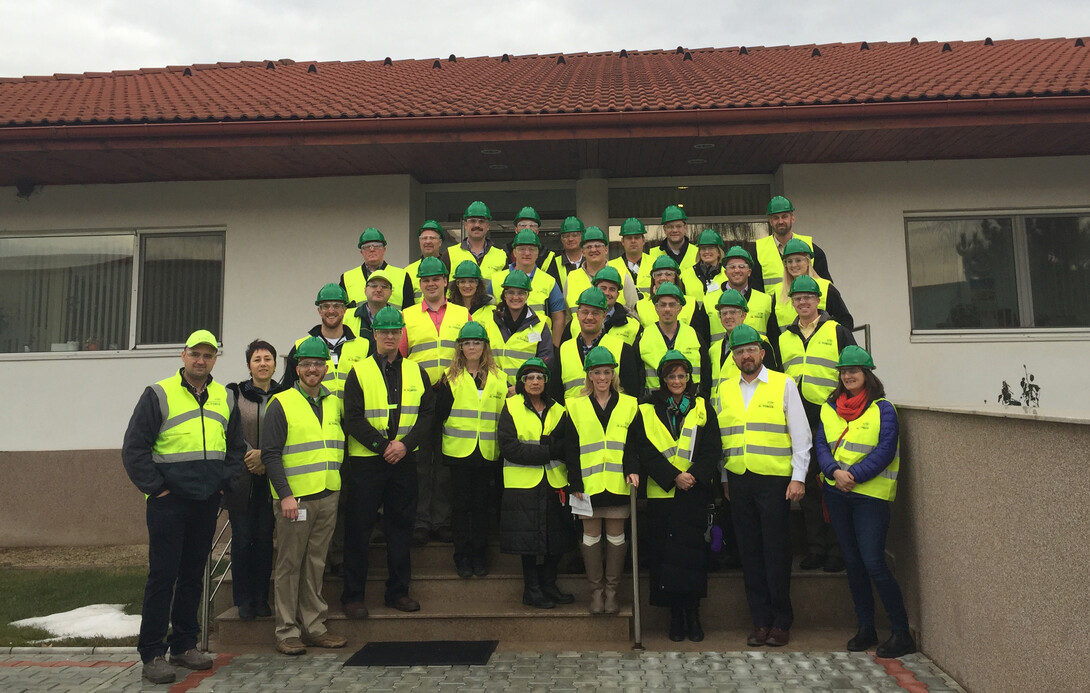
[{"x1": 0, "y1": 567, "x2": 146, "y2": 647}]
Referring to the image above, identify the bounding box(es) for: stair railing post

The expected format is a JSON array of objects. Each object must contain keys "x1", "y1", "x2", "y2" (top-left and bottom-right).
[{"x1": 629, "y1": 484, "x2": 643, "y2": 651}]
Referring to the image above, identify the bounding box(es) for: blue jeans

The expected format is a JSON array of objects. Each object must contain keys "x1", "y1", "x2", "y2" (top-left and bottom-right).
[{"x1": 823, "y1": 488, "x2": 909, "y2": 633}]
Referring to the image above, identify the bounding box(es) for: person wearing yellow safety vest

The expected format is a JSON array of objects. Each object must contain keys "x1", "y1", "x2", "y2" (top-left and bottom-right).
[
  {"x1": 716, "y1": 324, "x2": 812, "y2": 648},
  {"x1": 122, "y1": 330, "x2": 245, "y2": 684},
  {"x1": 563, "y1": 266, "x2": 642, "y2": 346},
  {"x1": 340, "y1": 227, "x2": 408, "y2": 309},
  {"x1": 703, "y1": 246, "x2": 779, "y2": 361},
  {"x1": 343, "y1": 268, "x2": 395, "y2": 357},
  {"x1": 563, "y1": 346, "x2": 642, "y2": 615},
  {"x1": 633, "y1": 350, "x2": 721, "y2": 643},
  {"x1": 405, "y1": 220, "x2": 447, "y2": 306},
  {"x1": 814, "y1": 346, "x2": 916, "y2": 660},
  {"x1": 778, "y1": 275, "x2": 856, "y2": 573},
  {"x1": 635, "y1": 256, "x2": 712, "y2": 348},
  {"x1": 340, "y1": 307, "x2": 436, "y2": 618},
  {"x1": 549, "y1": 216, "x2": 586, "y2": 291},
  {"x1": 261, "y1": 337, "x2": 347, "y2": 655},
  {"x1": 433, "y1": 322, "x2": 507, "y2": 578},
  {"x1": 636, "y1": 205, "x2": 700, "y2": 293},
  {"x1": 710, "y1": 290, "x2": 779, "y2": 406},
  {"x1": 282, "y1": 284, "x2": 370, "y2": 398},
  {"x1": 486, "y1": 269, "x2": 554, "y2": 389},
  {"x1": 679, "y1": 229, "x2": 729, "y2": 305},
  {"x1": 613, "y1": 217, "x2": 649, "y2": 285},
  {"x1": 492, "y1": 229, "x2": 567, "y2": 347},
  {"x1": 550, "y1": 287, "x2": 643, "y2": 403},
  {"x1": 448, "y1": 260, "x2": 496, "y2": 322},
  {"x1": 564, "y1": 226, "x2": 639, "y2": 313},
  {"x1": 753, "y1": 195, "x2": 833, "y2": 294},
  {"x1": 502, "y1": 206, "x2": 558, "y2": 271},
  {"x1": 773, "y1": 238, "x2": 854, "y2": 330},
  {"x1": 497, "y1": 358, "x2": 576, "y2": 610},
  {"x1": 442, "y1": 201, "x2": 508, "y2": 281},
  {"x1": 634, "y1": 282, "x2": 710, "y2": 399},
  {"x1": 401, "y1": 257, "x2": 470, "y2": 545}
]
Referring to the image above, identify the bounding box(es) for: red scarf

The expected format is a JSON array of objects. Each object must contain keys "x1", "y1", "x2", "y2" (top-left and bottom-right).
[{"x1": 835, "y1": 390, "x2": 869, "y2": 422}]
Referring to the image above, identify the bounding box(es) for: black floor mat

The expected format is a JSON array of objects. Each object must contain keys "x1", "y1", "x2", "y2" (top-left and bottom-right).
[{"x1": 343, "y1": 640, "x2": 499, "y2": 667}]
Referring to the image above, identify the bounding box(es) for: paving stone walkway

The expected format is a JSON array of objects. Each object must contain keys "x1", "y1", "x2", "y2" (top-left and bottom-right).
[{"x1": 0, "y1": 650, "x2": 965, "y2": 692}]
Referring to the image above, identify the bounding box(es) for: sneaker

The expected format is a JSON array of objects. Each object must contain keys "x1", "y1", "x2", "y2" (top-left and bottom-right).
[
  {"x1": 142, "y1": 656, "x2": 175, "y2": 684},
  {"x1": 169, "y1": 648, "x2": 213, "y2": 670},
  {"x1": 276, "y1": 637, "x2": 306, "y2": 656},
  {"x1": 302, "y1": 631, "x2": 347, "y2": 648}
]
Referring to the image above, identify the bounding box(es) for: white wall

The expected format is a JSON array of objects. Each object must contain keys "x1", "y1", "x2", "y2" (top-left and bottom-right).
[
  {"x1": 0, "y1": 175, "x2": 418, "y2": 450},
  {"x1": 782, "y1": 156, "x2": 1090, "y2": 419}
]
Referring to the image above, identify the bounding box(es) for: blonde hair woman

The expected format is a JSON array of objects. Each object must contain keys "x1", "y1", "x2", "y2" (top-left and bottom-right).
[{"x1": 775, "y1": 238, "x2": 854, "y2": 329}]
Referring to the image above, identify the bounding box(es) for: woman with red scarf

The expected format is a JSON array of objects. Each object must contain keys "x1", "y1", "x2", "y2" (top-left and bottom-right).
[{"x1": 814, "y1": 346, "x2": 916, "y2": 659}]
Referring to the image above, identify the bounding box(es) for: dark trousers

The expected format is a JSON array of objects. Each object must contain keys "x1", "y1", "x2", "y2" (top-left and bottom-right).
[
  {"x1": 341, "y1": 454, "x2": 418, "y2": 605},
  {"x1": 450, "y1": 464, "x2": 492, "y2": 563},
  {"x1": 227, "y1": 481, "x2": 273, "y2": 608},
  {"x1": 415, "y1": 419, "x2": 451, "y2": 532},
  {"x1": 823, "y1": 488, "x2": 910, "y2": 633},
  {"x1": 138, "y1": 493, "x2": 220, "y2": 662},
  {"x1": 801, "y1": 457, "x2": 842, "y2": 558},
  {"x1": 728, "y1": 470, "x2": 794, "y2": 630}
]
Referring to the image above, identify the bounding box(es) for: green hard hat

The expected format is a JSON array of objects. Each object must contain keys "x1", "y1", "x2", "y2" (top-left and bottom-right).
[
  {"x1": 661, "y1": 205, "x2": 687, "y2": 224},
  {"x1": 517, "y1": 356, "x2": 550, "y2": 382},
  {"x1": 620, "y1": 217, "x2": 647, "y2": 236},
  {"x1": 789, "y1": 275, "x2": 822, "y2": 296},
  {"x1": 453, "y1": 260, "x2": 483, "y2": 280},
  {"x1": 838, "y1": 345, "x2": 876, "y2": 370},
  {"x1": 581, "y1": 226, "x2": 608, "y2": 246},
  {"x1": 728, "y1": 324, "x2": 762, "y2": 349},
  {"x1": 716, "y1": 288, "x2": 749, "y2": 311},
  {"x1": 315, "y1": 283, "x2": 348, "y2": 305},
  {"x1": 577, "y1": 286, "x2": 608, "y2": 311},
  {"x1": 417, "y1": 256, "x2": 449, "y2": 278},
  {"x1": 651, "y1": 255, "x2": 681, "y2": 273},
  {"x1": 696, "y1": 229, "x2": 723, "y2": 248},
  {"x1": 767, "y1": 196, "x2": 795, "y2": 215},
  {"x1": 372, "y1": 306, "x2": 406, "y2": 330},
  {"x1": 724, "y1": 245, "x2": 754, "y2": 267},
  {"x1": 418, "y1": 220, "x2": 444, "y2": 236},
  {"x1": 592, "y1": 266, "x2": 623, "y2": 289},
  {"x1": 783, "y1": 238, "x2": 813, "y2": 257},
  {"x1": 512, "y1": 229, "x2": 541, "y2": 248},
  {"x1": 295, "y1": 336, "x2": 331, "y2": 361},
  {"x1": 583, "y1": 345, "x2": 617, "y2": 370},
  {"x1": 560, "y1": 216, "x2": 586, "y2": 235},
  {"x1": 514, "y1": 206, "x2": 541, "y2": 224},
  {"x1": 652, "y1": 281, "x2": 686, "y2": 306},
  {"x1": 457, "y1": 321, "x2": 489, "y2": 341},
  {"x1": 657, "y1": 349, "x2": 692, "y2": 377},
  {"x1": 357, "y1": 227, "x2": 387, "y2": 248},
  {"x1": 502, "y1": 269, "x2": 533, "y2": 291},
  {"x1": 463, "y1": 200, "x2": 492, "y2": 220}
]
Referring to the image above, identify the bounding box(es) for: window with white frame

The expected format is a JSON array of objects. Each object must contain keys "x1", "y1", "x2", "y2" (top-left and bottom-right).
[
  {"x1": 0, "y1": 229, "x2": 224, "y2": 353},
  {"x1": 905, "y1": 213, "x2": 1090, "y2": 331}
]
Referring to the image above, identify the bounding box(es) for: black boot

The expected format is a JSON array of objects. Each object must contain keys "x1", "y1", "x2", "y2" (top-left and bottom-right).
[
  {"x1": 685, "y1": 605, "x2": 704, "y2": 642},
  {"x1": 540, "y1": 556, "x2": 575, "y2": 605},
  {"x1": 521, "y1": 557, "x2": 556, "y2": 609},
  {"x1": 847, "y1": 626, "x2": 879, "y2": 652},
  {"x1": 876, "y1": 631, "x2": 916, "y2": 659},
  {"x1": 668, "y1": 605, "x2": 686, "y2": 642}
]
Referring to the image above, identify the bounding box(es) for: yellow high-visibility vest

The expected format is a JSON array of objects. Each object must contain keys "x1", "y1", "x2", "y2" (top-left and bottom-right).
[
  {"x1": 269, "y1": 386, "x2": 343, "y2": 499},
  {"x1": 638, "y1": 322, "x2": 703, "y2": 390},
  {"x1": 635, "y1": 297, "x2": 698, "y2": 331},
  {"x1": 485, "y1": 313, "x2": 546, "y2": 386},
  {"x1": 703, "y1": 287, "x2": 773, "y2": 349},
  {"x1": 716, "y1": 370, "x2": 793, "y2": 477},
  {"x1": 342, "y1": 264, "x2": 407, "y2": 309},
  {"x1": 501, "y1": 397, "x2": 567, "y2": 489},
  {"x1": 779, "y1": 319, "x2": 840, "y2": 405},
  {"x1": 773, "y1": 275, "x2": 830, "y2": 326},
  {"x1": 559, "y1": 333, "x2": 625, "y2": 396},
  {"x1": 345, "y1": 357, "x2": 425, "y2": 457},
  {"x1": 820, "y1": 399, "x2": 899, "y2": 501},
  {"x1": 567, "y1": 393, "x2": 638, "y2": 496},
  {"x1": 150, "y1": 377, "x2": 232, "y2": 465},
  {"x1": 440, "y1": 369, "x2": 507, "y2": 461},
  {"x1": 564, "y1": 266, "x2": 628, "y2": 313},
  {"x1": 292, "y1": 334, "x2": 370, "y2": 399},
  {"x1": 755, "y1": 233, "x2": 815, "y2": 291},
  {"x1": 640, "y1": 398, "x2": 707, "y2": 498},
  {"x1": 493, "y1": 267, "x2": 559, "y2": 317},
  {"x1": 447, "y1": 244, "x2": 508, "y2": 280},
  {"x1": 403, "y1": 302, "x2": 470, "y2": 383}
]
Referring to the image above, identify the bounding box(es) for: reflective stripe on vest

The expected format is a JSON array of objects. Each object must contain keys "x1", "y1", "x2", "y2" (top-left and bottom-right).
[
  {"x1": 447, "y1": 245, "x2": 508, "y2": 281},
  {"x1": 269, "y1": 387, "x2": 343, "y2": 500},
  {"x1": 343, "y1": 264, "x2": 407, "y2": 310},
  {"x1": 716, "y1": 370, "x2": 793, "y2": 476},
  {"x1": 293, "y1": 335, "x2": 371, "y2": 399},
  {"x1": 441, "y1": 369, "x2": 508, "y2": 461},
  {"x1": 564, "y1": 266, "x2": 628, "y2": 314},
  {"x1": 493, "y1": 267, "x2": 558, "y2": 317},
  {"x1": 756, "y1": 233, "x2": 815, "y2": 289},
  {"x1": 640, "y1": 399, "x2": 707, "y2": 498},
  {"x1": 403, "y1": 302, "x2": 470, "y2": 383},
  {"x1": 779, "y1": 319, "x2": 841, "y2": 405},
  {"x1": 636, "y1": 243, "x2": 699, "y2": 294},
  {"x1": 638, "y1": 322, "x2": 703, "y2": 390},
  {"x1": 567, "y1": 393, "x2": 638, "y2": 496},
  {"x1": 704, "y1": 288, "x2": 773, "y2": 348},
  {"x1": 502, "y1": 397, "x2": 567, "y2": 489},
  {"x1": 568, "y1": 313, "x2": 640, "y2": 346},
  {"x1": 150, "y1": 377, "x2": 233, "y2": 464},
  {"x1": 679, "y1": 265, "x2": 727, "y2": 305},
  {"x1": 345, "y1": 357, "x2": 425, "y2": 456},
  {"x1": 559, "y1": 333, "x2": 625, "y2": 396},
  {"x1": 820, "y1": 399, "x2": 899, "y2": 501},
  {"x1": 773, "y1": 275, "x2": 830, "y2": 326},
  {"x1": 486, "y1": 314, "x2": 544, "y2": 386}
]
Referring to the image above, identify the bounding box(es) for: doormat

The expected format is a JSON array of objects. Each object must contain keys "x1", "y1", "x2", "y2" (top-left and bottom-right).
[{"x1": 343, "y1": 640, "x2": 499, "y2": 667}]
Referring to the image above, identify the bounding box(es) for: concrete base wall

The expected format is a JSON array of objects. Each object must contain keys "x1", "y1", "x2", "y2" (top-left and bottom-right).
[{"x1": 891, "y1": 408, "x2": 1089, "y2": 693}]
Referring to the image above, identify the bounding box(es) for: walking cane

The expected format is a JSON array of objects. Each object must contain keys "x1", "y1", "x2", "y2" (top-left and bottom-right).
[{"x1": 629, "y1": 484, "x2": 644, "y2": 651}]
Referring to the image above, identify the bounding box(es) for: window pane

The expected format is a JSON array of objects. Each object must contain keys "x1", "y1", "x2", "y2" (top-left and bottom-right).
[
  {"x1": 0, "y1": 235, "x2": 133, "y2": 353},
  {"x1": 608, "y1": 184, "x2": 770, "y2": 218},
  {"x1": 906, "y1": 218, "x2": 1019, "y2": 329},
  {"x1": 1025, "y1": 215, "x2": 1090, "y2": 327},
  {"x1": 138, "y1": 233, "x2": 224, "y2": 345}
]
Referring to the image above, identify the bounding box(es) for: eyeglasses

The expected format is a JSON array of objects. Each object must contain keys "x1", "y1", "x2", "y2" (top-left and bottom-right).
[
  {"x1": 521, "y1": 373, "x2": 547, "y2": 382},
  {"x1": 725, "y1": 263, "x2": 749, "y2": 270},
  {"x1": 515, "y1": 222, "x2": 540, "y2": 230},
  {"x1": 366, "y1": 282, "x2": 391, "y2": 290},
  {"x1": 297, "y1": 360, "x2": 326, "y2": 370},
  {"x1": 663, "y1": 373, "x2": 689, "y2": 382},
  {"x1": 734, "y1": 345, "x2": 761, "y2": 355},
  {"x1": 791, "y1": 294, "x2": 818, "y2": 303},
  {"x1": 360, "y1": 242, "x2": 384, "y2": 251},
  {"x1": 318, "y1": 302, "x2": 345, "y2": 311},
  {"x1": 460, "y1": 339, "x2": 484, "y2": 347},
  {"x1": 719, "y1": 308, "x2": 744, "y2": 317}
]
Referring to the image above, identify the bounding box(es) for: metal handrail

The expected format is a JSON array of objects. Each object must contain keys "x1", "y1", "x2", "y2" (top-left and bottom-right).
[
  {"x1": 852, "y1": 323, "x2": 872, "y2": 353},
  {"x1": 629, "y1": 485, "x2": 643, "y2": 651},
  {"x1": 200, "y1": 509, "x2": 232, "y2": 652}
]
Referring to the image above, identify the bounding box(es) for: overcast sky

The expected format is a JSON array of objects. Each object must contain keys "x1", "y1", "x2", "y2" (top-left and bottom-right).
[{"x1": 2, "y1": 0, "x2": 1087, "y2": 79}]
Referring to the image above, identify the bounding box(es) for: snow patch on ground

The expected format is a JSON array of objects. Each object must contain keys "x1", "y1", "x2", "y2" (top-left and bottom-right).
[{"x1": 11, "y1": 604, "x2": 141, "y2": 641}]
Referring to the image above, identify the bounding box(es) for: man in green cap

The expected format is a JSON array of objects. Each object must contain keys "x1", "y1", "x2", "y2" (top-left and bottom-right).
[
  {"x1": 702, "y1": 246, "x2": 779, "y2": 358},
  {"x1": 549, "y1": 216, "x2": 586, "y2": 291},
  {"x1": 502, "y1": 206, "x2": 558, "y2": 270},
  {"x1": 610, "y1": 217, "x2": 649, "y2": 285},
  {"x1": 442, "y1": 201, "x2": 508, "y2": 280},
  {"x1": 122, "y1": 330, "x2": 245, "y2": 684},
  {"x1": 491, "y1": 228, "x2": 568, "y2": 347},
  {"x1": 563, "y1": 227, "x2": 638, "y2": 314},
  {"x1": 341, "y1": 227, "x2": 408, "y2": 309},
  {"x1": 638, "y1": 205, "x2": 699, "y2": 292},
  {"x1": 405, "y1": 220, "x2": 446, "y2": 305},
  {"x1": 754, "y1": 196, "x2": 833, "y2": 293},
  {"x1": 551, "y1": 287, "x2": 642, "y2": 403},
  {"x1": 282, "y1": 284, "x2": 370, "y2": 399},
  {"x1": 563, "y1": 266, "x2": 642, "y2": 346}
]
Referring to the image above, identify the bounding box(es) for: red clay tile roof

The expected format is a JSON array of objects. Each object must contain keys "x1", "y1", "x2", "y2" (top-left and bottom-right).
[{"x1": 1, "y1": 38, "x2": 1089, "y2": 126}]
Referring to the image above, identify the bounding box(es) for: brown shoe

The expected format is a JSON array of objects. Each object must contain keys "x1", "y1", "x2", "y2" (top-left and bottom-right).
[
  {"x1": 385, "y1": 596, "x2": 420, "y2": 612},
  {"x1": 766, "y1": 627, "x2": 790, "y2": 647},
  {"x1": 276, "y1": 637, "x2": 306, "y2": 656},
  {"x1": 747, "y1": 627, "x2": 771, "y2": 646},
  {"x1": 302, "y1": 631, "x2": 347, "y2": 648},
  {"x1": 343, "y1": 602, "x2": 369, "y2": 619}
]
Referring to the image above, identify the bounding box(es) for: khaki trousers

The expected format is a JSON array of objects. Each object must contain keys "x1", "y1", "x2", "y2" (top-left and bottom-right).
[{"x1": 273, "y1": 492, "x2": 338, "y2": 641}]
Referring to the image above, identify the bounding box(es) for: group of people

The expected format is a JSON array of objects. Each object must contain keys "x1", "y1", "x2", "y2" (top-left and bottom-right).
[{"x1": 121, "y1": 196, "x2": 913, "y2": 684}]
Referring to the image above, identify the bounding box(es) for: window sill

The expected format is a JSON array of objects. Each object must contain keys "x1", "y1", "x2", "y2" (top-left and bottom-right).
[
  {"x1": 910, "y1": 328, "x2": 1090, "y2": 343},
  {"x1": 0, "y1": 347, "x2": 185, "y2": 362}
]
